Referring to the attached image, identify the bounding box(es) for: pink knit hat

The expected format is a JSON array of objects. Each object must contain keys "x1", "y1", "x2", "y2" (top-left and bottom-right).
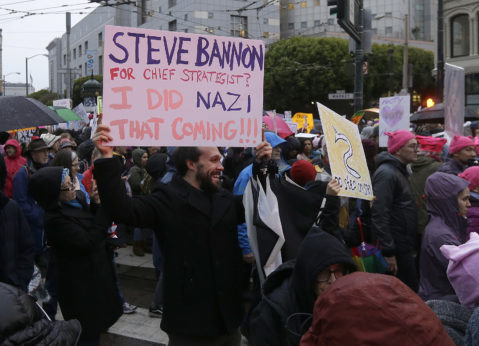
[
  {"x1": 385, "y1": 130, "x2": 416, "y2": 154},
  {"x1": 458, "y1": 166, "x2": 479, "y2": 191},
  {"x1": 440, "y1": 232, "x2": 479, "y2": 309},
  {"x1": 449, "y1": 136, "x2": 474, "y2": 154}
]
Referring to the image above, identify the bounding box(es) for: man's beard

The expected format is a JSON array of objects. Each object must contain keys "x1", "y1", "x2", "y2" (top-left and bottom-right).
[{"x1": 196, "y1": 165, "x2": 221, "y2": 194}]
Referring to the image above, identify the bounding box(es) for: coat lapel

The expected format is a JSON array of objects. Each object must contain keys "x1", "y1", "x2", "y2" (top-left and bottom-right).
[{"x1": 211, "y1": 191, "x2": 232, "y2": 228}]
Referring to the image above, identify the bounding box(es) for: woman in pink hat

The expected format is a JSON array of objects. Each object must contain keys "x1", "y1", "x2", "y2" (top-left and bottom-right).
[{"x1": 437, "y1": 136, "x2": 476, "y2": 175}]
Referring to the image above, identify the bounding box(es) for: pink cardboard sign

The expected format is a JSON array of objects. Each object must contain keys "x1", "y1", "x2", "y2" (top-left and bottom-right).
[{"x1": 103, "y1": 25, "x2": 264, "y2": 147}]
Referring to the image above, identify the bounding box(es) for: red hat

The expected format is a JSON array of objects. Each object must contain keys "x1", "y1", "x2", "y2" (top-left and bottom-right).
[
  {"x1": 416, "y1": 135, "x2": 447, "y2": 153},
  {"x1": 459, "y1": 166, "x2": 479, "y2": 191},
  {"x1": 449, "y1": 136, "x2": 474, "y2": 154},
  {"x1": 385, "y1": 130, "x2": 416, "y2": 154},
  {"x1": 291, "y1": 160, "x2": 316, "y2": 187}
]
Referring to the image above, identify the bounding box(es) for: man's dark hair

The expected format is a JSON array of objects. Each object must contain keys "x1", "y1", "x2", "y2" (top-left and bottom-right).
[{"x1": 173, "y1": 147, "x2": 202, "y2": 176}]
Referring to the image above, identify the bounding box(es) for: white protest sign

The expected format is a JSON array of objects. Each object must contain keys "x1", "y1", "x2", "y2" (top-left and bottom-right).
[
  {"x1": 103, "y1": 25, "x2": 264, "y2": 146},
  {"x1": 445, "y1": 63, "x2": 465, "y2": 137},
  {"x1": 379, "y1": 95, "x2": 410, "y2": 147},
  {"x1": 53, "y1": 99, "x2": 72, "y2": 109},
  {"x1": 317, "y1": 102, "x2": 373, "y2": 200},
  {"x1": 73, "y1": 103, "x2": 89, "y2": 124}
]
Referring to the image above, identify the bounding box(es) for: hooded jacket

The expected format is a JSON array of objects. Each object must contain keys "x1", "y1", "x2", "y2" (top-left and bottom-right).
[
  {"x1": 300, "y1": 272, "x2": 455, "y2": 346},
  {"x1": 409, "y1": 155, "x2": 442, "y2": 235},
  {"x1": 371, "y1": 151, "x2": 417, "y2": 256},
  {"x1": 248, "y1": 231, "x2": 356, "y2": 346},
  {"x1": 419, "y1": 172, "x2": 470, "y2": 301},
  {"x1": 437, "y1": 158, "x2": 467, "y2": 175},
  {"x1": 128, "y1": 148, "x2": 148, "y2": 196},
  {"x1": 28, "y1": 166, "x2": 123, "y2": 339},
  {"x1": 3, "y1": 139, "x2": 26, "y2": 198},
  {"x1": 0, "y1": 282, "x2": 81, "y2": 345}
]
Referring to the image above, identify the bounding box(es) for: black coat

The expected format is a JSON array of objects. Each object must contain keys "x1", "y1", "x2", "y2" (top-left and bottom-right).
[
  {"x1": 371, "y1": 152, "x2": 417, "y2": 256},
  {"x1": 94, "y1": 158, "x2": 244, "y2": 337},
  {"x1": 43, "y1": 204, "x2": 122, "y2": 339},
  {"x1": 0, "y1": 282, "x2": 81, "y2": 345},
  {"x1": 0, "y1": 191, "x2": 34, "y2": 291}
]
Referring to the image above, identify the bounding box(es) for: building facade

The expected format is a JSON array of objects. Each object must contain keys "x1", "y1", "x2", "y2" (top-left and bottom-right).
[
  {"x1": 279, "y1": 0, "x2": 436, "y2": 51},
  {"x1": 3, "y1": 82, "x2": 34, "y2": 97},
  {"x1": 46, "y1": 0, "x2": 280, "y2": 96},
  {"x1": 444, "y1": 0, "x2": 479, "y2": 114}
]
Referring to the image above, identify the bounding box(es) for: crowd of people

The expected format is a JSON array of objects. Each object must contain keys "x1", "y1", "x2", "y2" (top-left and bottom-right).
[{"x1": 1, "y1": 119, "x2": 479, "y2": 346}]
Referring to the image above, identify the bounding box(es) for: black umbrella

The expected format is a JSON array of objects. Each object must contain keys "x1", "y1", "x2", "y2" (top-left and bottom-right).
[
  {"x1": 410, "y1": 103, "x2": 479, "y2": 124},
  {"x1": 0, "y1": 96, "x2": 65, "y2": 131}
]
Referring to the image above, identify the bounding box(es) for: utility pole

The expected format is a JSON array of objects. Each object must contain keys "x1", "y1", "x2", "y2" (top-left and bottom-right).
[
  {"x1": 66, "y1": 12, "x2": 72, "y2": 99},
  {"x1": 402, "y1": 13, "x2": 409, "y2": 92},
  {"x1": 436, "y1": 0, "x2": 444, "y2": 103},
  {"x1": 354, "y1": 3, "x2": 364, "y2": 113},
  {"x1": 0, "y1": 29, "x2": 3, "y2": 96}
]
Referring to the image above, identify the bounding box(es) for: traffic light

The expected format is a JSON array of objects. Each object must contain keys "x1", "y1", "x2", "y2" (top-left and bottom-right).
[
  {"x1": 327, "y1": 0, "x2": 345, "y2": 19},
  {"x1": 426, "y1": 98, "x2": 435, "y2": 108}
]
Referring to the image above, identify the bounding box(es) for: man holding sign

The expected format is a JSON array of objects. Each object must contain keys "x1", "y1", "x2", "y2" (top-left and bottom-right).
[
  {"x1": 93, "y1": 124, "x2": 271, "y2": 344},
  {"x1": 371, "y1": 130, "x2": 419, "y2": 291}
]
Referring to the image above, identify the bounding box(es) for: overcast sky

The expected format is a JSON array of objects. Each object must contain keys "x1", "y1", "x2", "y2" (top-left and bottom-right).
[{"x1": 1, "y1": 0, "x2": 99, "y2": 92}]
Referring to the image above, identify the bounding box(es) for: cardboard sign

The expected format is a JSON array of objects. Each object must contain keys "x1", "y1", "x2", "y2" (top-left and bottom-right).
[
  {"x1": 379, "y1": 95, "x2": 410, "y2": 147},
  {"x1": 317, "y1": 102, "x2": 373, "y2": 200},
  {"x1": 103, "y1": 25, "x2": 264, "y2": 146}
]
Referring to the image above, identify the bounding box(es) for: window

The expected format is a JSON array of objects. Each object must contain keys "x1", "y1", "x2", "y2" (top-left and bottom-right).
[
  {"x1": 78, "y1": 45, "x2": 82, "y2": 57},
  {"x1": 98, "y1": 32, "x2": 102, "y2": 47},
  {"x1": 327, "y1": 18, "x2": 334, "y2": 25},
  {"x1": 301, "y1": 21, "x2": 307, "y2": 28},
  {"x1": 301, "y1": 1, "x2": 307, "y2": 8},
  {"x1": 158, "y1": 6, "x2": 161, "y2": 13},
  {"x1": 264, "y1": 18, "x2": 268, "y2": 25},
  {"x1": 385, "y1": 26, "x2": 393, "y2": 34},
  {"x1": 84, "y1": 62, "x2": 87, "y2": 75},
  {"x1": 99, "y1": 55, "x2": 103, "y2": 75},
  {"x1": 314, "y1": 0, "x2": 320, "y2": 5},
  {"x1": 184, "y1": 28, "x2": 188, "y2": 33},
  {"x1": 85, "y1": 41, "x2": 88, "y2": 50},
  {"x1": 168, "y1": 0, "x2": 176, "y2": 8},
  {"x1": 184, "y1": 14, "x2": 188, "y2": 21},
  {"x1": 451, "y1": 14, "x2": 469, "y2": 57},
  {"x1": 264, "y1": 32, "x2": 269, "y2": 38},
  {"x1": 466, "y1": 73, "x2": 479, "y2": 106},
  {"x1": 63, "y1": 54, "x2": 66, "y2": 66},
  {"x1": 288, "y1": 22, "x2": 294, "y2": 29},
  {"x1": 230, "y1": 15, "x2": 248, "y2": 37},
  {"x1": 314, "y1": 20, "x2": 321, "y2": 27},
  {"x1": 169, "y1": 19, "x2": 177, "y2": 31},
  {"x1": 208, "y1": 12, "x2": 214, "y2": 19},
  {"x1": 73, "y1": 48, "x2": 76, "y2": 60},
  {"x1": 288, "y1": 3, "x2": 294, "y2": 9}
]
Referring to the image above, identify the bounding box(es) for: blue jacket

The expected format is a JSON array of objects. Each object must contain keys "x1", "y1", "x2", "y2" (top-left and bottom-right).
[
  {"x1": 233, "y1": 132, "x2": 290, "y2": 255},
  {"x1": 13, "y1": 161, "x2": 45, "y2": 256}
]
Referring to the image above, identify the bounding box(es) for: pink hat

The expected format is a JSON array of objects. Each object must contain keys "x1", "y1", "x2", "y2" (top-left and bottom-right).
[
  {"x1": 449, "y1": 136, "x2": 474, "y2": 154},
  {"x1": 416, "y1": 135, "x2": 447, "y2": 153},
  {"x1": 385, "y1": 130, "x2": 415, "y2": 154},
  {"x1": 458, "y1": 166, "x2": 479, "y2": 191},
  {"x1": 440, "y1": 232, "x2": 479, "y2": 309}
]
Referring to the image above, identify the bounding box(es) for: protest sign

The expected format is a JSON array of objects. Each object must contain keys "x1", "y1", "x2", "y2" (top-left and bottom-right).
[
  {"x1": 103, "y1": 25, "x2": 264, "y2": 146},
  {"x1": 317, "y1": 102, "x2": 373, "y2": 200},
  {"x1": 445, "y1": 63, "x2": 465, "y2": 137},
  {"x1": 379, "y1": 95, "x2": 410, "y2": 147},
  {"x1": 73, "y1": 103, "x2": 89, "y2": 124},
  {"x1": 53, "y1": 99, "x2": 72, "y2": 109},
  {"x1": 292, "y1": 112, "x2": 314, "y2": 133}
]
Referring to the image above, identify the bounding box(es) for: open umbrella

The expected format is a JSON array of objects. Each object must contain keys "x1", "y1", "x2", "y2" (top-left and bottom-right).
[
  {"x1": 410, "y1": 103, "x2": 479, "y2": 124},
  {"x1": 263, "y1": 113, "x2": 294, "y2": 139},
  {"x1": 0, "y1": 96, "x2": 64, "y2": 131},
  {"x1": 49, "y1": 106, "x2": 82, "y2": 122}
]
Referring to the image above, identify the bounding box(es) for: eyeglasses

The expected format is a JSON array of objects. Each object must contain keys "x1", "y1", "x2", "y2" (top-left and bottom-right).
[
  {"x1": 60, "y1": 184, "x2": 74, "y2": 192},
  {"x1": 316, "y1": 267, "x2": 347, "y2": 283}
]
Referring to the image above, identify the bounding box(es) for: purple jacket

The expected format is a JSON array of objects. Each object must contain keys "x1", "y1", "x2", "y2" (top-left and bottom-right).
[
  {"x1": 419, "y1": 172, "x2": 469, "y2": 301},
  {"x1": 466, "y1": 192, "x2": 479, "y2": 238}
]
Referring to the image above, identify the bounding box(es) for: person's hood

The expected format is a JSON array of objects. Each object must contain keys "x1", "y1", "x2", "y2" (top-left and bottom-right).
[
  {"x1": 410, "y1": 155, "x2": 439, "y2": 171},
  {"x1": 264, "y1": 131, "x2": 291, "y2": 173},
  {"x1": 132, "y1": 148, "x2": 146, "y2": 167},
  {"x1": 425, "y1": 172, "x2": 469, "y2": 221},
  {"x1": 291, "y1": 230, "x2": 356, "y2": 314},
  {"x1": 300, "y1": 272, "x2": 456, "y2": 346},
  {"x1": 375, "y1": 151, "x2": 407, "y2": 174},
  {"x1": 28, "y1": 166, "x2": 63, "y2": 210},
  {"x1": 145, "y1": 153, "x2": 168, "y2": 181},
  {"x1": 265, "y1": 131, "x2": 287, "y2": 149},
  {"x1": 4, "y1": 139, "x2": 22, "y2": 159},
  {"x1": 77, "y1": 139, "x2": 94, "y2": 162}
]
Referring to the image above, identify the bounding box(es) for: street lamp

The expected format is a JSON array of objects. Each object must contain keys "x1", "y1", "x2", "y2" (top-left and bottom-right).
[
  {"x1": 2, "y1": 72, "x2": 20, "y2": 96},
  {"x1": 25, "y1": 54, "x2": 48, "y2": 96}
]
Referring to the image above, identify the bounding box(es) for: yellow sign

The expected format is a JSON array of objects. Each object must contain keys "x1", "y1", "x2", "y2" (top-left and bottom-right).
[
  {"x1": 317, "y1": 102, "x2": 373, "y2": 200},
  {"x1": 292, "y1": 112, "x2": 314, "y2": 133}
]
